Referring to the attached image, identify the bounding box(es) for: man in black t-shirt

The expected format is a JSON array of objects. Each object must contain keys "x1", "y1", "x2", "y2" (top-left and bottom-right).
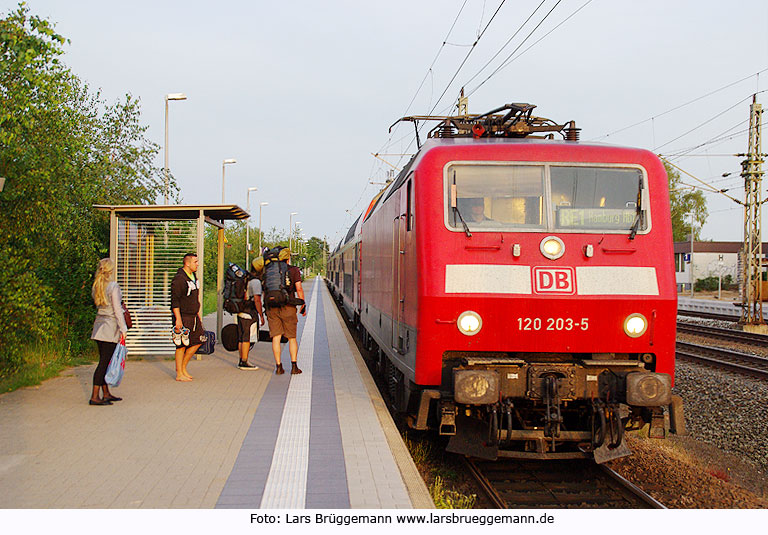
[{"x1": 170, "y1": 253, "x2": 204, "y2": 382}]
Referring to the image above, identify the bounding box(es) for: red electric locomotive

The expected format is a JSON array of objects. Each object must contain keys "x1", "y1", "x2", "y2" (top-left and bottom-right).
[{"x1": 328, "y1": 103, "x2": 683, "y2": 462}]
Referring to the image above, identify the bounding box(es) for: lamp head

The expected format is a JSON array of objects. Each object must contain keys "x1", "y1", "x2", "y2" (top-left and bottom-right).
[{"x1": 166, "y1": 93, "x2": 187, "y2": 100}]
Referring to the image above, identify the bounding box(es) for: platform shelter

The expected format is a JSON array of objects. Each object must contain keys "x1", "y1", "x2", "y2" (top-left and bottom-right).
[{"x1": 94, "y1": 204, "x2": 249, "y2": 357}]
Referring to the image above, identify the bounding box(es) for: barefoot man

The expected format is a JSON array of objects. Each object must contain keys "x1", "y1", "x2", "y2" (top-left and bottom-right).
[{"x1": 171, "y1": 253, "x2": 205, "y2": 381}]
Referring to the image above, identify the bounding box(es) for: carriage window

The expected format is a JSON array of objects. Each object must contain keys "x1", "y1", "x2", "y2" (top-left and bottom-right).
[
  {"x1": 447, "y1": 164, "x2": 545, "y2": 230},
  {"x1": 550, "y1": 167, "x2": 644, "y2": 231}
]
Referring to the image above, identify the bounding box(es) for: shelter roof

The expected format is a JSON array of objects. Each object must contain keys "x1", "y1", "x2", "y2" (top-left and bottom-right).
[
  {"x1": 672, "y1": 241, "x2": 763, "y2": 254},
  {"x1": 94, "y1": 204, "x2": 250, "y2": 221}
]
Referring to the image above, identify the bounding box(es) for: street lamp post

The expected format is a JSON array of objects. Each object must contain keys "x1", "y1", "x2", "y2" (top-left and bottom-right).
[
  {"x1": 289, "y1": 212, "x2": 298, "y2": 255},
  {"x1": 221, "y1": 159, "x2": 237, "y2": 203},
  {"x1": 164, "y1": 93, "x2": 187, "y2": 205},
  {"x1": 689, "y1": 210, "x2": 695, "y2": 298},
  {"x1": 246, "y1": 187, "x2": 258, "y2": 269},
  {"x1": 258, "y1": 202, "x2": 268, "y2": 254},
  {"x1": 294, "y1": 222, "x2": 302, "y2": 261},
  {"x1": 300, "y1": 232, "x2": 306, "y2": 270}
]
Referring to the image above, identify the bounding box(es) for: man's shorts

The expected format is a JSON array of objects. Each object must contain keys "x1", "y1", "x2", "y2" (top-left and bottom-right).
[
  {"x1": 236, "y1": 314, "x2": 255, "y2": 343},
  {"x1": 172, "y1": 314, "x2": 206, "y2": 346},
  {"x1": 266, "y1": 306, "x2": 298, "y2": 339}
]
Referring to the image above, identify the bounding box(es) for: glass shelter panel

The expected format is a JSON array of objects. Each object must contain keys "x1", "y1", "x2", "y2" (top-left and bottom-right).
[{"x1": 117, "y1": 218, "x2": 198, "y2": 356}]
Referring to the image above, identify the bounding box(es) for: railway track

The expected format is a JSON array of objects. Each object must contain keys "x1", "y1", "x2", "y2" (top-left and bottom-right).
[
  {"x1": 465, "y1": 458, "x2": 664, "y2": 509},
  {"x1": 675, "y1": 341, "x2": 768, "y2": 379},
  {"x1": 676, "y1": 322, "x2": 768, "y2": 347}
]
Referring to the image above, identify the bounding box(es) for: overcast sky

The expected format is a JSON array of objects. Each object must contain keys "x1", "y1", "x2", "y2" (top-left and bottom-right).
[{"x1": 13, "y1": 0, "x2": 768, "y2": 246}]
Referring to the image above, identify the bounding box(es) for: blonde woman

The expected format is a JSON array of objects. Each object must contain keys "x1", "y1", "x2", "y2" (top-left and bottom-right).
[{"x1": 90, "y1": 258, "x2": 128, "y2": 405}]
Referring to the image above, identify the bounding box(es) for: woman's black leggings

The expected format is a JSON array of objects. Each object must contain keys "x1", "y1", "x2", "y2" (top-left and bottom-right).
[{"x1": 93, "y1": 341, "x2": 117, "y2": 387}]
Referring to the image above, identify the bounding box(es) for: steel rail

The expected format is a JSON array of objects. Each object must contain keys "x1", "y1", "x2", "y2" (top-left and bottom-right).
[
  {"x1": 464, "y1": 458, "x2": 661, "y2": 509},
  {"x1": 464, "y1": 458, "x2": 507, "y2": 509},
  {"x1": 598, "y1": 465, "x2": 666, "y2": 509},
  {"x1": 676, "y1": 322, "x2": 768, "y2": 347},
  {"x1": 675, "y1": 341, "x2": 768, "y2": 379}
]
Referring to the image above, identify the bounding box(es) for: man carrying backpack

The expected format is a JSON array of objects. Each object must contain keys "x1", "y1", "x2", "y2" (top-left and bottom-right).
[
  {"x1": 260, "y1": 247, "x2": 305, "y2": 375},
  {"x1": 235, "y1": 272, "x2": 264, "y2": 370}
]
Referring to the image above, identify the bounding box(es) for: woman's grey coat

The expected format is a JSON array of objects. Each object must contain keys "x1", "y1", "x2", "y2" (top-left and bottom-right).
[{"x1": 91, "y1": 281, "x2": 129, "y2": 343}]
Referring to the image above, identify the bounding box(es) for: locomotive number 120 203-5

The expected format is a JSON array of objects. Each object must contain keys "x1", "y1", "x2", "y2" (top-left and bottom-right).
[{"x1": 517, "y1": 317, "x2": 589, "y2": 331}]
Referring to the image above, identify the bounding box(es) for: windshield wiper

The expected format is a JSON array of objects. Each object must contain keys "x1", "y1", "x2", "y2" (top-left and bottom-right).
[
  {"x1": 451, "y1": 171, "x2": 472, "y2": 237},
  {"x1": 454, "y1": 205, "x2": 472, "y2": 237},
  {"x1": 629, "y1": 176, "x2": 644, "y2": 240}
]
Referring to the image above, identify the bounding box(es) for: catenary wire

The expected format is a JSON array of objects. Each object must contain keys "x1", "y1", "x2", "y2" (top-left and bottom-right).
[
  {"x1": 392, "y1": 0, "x2": 510, "y2": 167},
  {"x1": 467, "y1": 0, "x2": 594, "y2": 98},
  {"x1": 376, "y1": 0, "x2": 471, "y2": 157},
  {"x1": 460, "y1": 0, "x2": 548, "y2": 90},
  {"x1": 653, "y1": 95, "x2": 757, "y2": 152},
  {"x1": 424, "y1": 0, "x2": 508, "y2": 118},
  {"x1": 351, "y1": 1, "x2": 475, "y2": 241},
  {"x1": 663, "y1": 119, "x2": 765, "y2": 161},
  {"x1": 590, "y1": 67, "x2": 768, "y2": 141}
]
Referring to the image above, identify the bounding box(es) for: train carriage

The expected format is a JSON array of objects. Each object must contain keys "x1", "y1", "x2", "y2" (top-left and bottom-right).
[{"x1": 328, "y1": 104, "x2": 682, "y2": 462}]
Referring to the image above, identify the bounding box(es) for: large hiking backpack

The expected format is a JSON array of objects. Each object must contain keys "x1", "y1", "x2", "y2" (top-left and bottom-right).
[
  {"x1": 262, "y1": 247, "x2": 291, "y2": 308},
  {"x1": 223, "y1": 262, "x2": 251, "y2": 314}
]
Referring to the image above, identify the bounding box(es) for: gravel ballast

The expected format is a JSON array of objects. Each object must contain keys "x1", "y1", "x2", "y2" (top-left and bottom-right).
[{"x1": 605, "y1": 319, "x2": 768, "y2": 507}]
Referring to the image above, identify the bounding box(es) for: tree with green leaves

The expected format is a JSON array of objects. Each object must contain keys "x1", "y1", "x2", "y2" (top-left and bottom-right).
[
  {"x1": 665, "y1": 161, "x2": 708, "y2": 242},
  {"x1": 0, "y1": 4, "x2": 173, "y2": 371},
  {"x1": 202, "y1": 222, "x2": 328, "y2": 289}
]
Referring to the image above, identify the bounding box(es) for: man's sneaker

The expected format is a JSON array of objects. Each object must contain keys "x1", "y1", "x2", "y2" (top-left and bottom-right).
[
  {"x1": 181, "y1": 327, "x2": 190, "y2": 346},
  {"x1": 172, "y1": 327, "x2": 183, "y2": 347},
  {"x1": 238, "y1": 361, "x2": 258, "y2": 370}
]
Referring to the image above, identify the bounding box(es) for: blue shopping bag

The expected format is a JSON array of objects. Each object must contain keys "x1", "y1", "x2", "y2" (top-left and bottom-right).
[{"x1": 105, "y1": 335, "x2": 127, "y2": 387}]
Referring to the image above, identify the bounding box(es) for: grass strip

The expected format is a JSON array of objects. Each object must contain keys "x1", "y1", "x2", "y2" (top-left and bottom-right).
[{"x1": 0, "y1": 339, "x2": 96, "y2": 394}]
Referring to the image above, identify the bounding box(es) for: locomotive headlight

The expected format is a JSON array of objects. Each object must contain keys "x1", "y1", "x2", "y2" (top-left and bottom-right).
[
  {"x1": 623, "y1": 313, "x2": 647, "y2": 337},
  {"x1": 454, "y1": 370, "x2": 499, "y2": 404},
  {"x1": 457, "y1": 311, "x2": 482, "y2": 336},
  {"x1": 540, "y1": 236, "x2": 565, "y2": 260}
]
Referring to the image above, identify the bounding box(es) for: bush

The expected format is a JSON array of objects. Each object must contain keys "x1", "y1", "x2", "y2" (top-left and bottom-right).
[{"x1": 694, "y1": 275, "x2": 737, "y2": 292}]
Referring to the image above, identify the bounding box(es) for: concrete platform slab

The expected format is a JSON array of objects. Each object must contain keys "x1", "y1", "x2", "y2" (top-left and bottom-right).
[{"x1": 0, "y1": 279, "x2": 432, "y2": 509}]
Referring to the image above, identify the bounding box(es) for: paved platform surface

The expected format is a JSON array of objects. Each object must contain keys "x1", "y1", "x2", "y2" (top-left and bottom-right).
[
  {"x1": 677, "y1": 296, "x2": 743, "y2": 318},
  {"x1": 0, "y1": 279, "x2": 432, "y2": 509}
]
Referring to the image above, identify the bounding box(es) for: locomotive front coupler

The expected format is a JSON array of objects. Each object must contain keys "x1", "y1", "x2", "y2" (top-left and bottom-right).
[
  {"x1": 543, "y1": 374, "x2": 564, "y2": 450},
  {"x1": 503, "y1": 401, "x2": 514, "y2": 446}
]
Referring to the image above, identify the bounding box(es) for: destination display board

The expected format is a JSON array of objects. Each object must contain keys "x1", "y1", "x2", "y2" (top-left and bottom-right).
[{"x1": 556, "y1": 208, "x2": 636, "y2": 229}]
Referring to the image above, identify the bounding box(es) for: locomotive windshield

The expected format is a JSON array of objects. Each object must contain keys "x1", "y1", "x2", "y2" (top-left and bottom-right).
[
  {"x1": 449, "y1": 165, "x2": 546, "y2": 230},
  {"x1": 447, "y1": 163, "x2": 647, "y2": 233},
  {"x1": 551, "y1": 166, "x2": 643, "y2": 231}
]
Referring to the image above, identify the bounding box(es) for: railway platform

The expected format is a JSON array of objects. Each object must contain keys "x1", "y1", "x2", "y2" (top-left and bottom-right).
[
  {"x1": 0, "y1": 279, "x2": 432, "y2": 509},
  {"x1": 677, "y1": 296, "x2": 743, "y2": 319}
]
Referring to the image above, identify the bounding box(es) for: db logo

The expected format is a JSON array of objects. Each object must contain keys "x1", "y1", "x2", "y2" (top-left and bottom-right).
[{"x1": 532, "y1": 267, "x2": 576, "y2": 294}]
